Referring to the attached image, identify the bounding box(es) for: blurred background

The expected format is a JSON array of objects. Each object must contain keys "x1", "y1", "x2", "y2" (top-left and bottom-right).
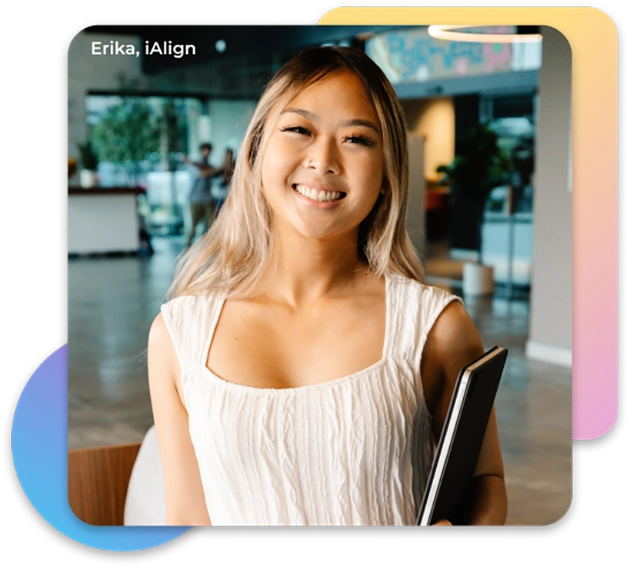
[{"x1": 67, "y1": 25, "x2": 572, "y2": 525}]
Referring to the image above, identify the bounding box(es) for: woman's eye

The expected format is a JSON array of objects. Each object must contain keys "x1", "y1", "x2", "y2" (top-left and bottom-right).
[
  {"x1": 344, "y1": 134, "x2": 377, "y2": 147},
  {"x1": 280, "y1": 125, "x2": 310, "y2": 136}
]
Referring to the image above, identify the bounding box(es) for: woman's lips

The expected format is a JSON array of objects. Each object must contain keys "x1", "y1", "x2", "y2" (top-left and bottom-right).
[{"x1": 292, "y1": 183, "x2": 346, "y2": 203}]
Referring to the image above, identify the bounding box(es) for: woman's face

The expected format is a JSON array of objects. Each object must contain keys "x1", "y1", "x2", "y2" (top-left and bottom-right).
[{"x1": 260, "y1": 70, "x2": 385, "y2": 243}]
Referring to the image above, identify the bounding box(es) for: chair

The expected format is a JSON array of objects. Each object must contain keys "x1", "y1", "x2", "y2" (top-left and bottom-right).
[{"x1": 68, "y1": 426, "x2": 165, "y2": 526}]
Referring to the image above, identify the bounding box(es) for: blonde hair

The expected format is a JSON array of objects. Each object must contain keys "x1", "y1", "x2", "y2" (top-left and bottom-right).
[{"x1": 169, "y1": 46, "x2": 422, "y2": 299}]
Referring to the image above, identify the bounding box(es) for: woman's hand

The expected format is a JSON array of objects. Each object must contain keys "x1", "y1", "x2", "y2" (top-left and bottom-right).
[{"x1": 432, "y1": 519, "x2": 453, "y2": 526}]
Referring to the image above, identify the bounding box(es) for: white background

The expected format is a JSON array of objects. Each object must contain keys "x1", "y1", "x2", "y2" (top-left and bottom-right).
[{"x1": 0, "y1": 0, "x2": 630, "y2": 568}]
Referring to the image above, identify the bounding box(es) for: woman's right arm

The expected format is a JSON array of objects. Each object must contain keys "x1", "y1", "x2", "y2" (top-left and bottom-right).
[{"x1": 148, "y1": 313, "x2": 212, "y2": 525}]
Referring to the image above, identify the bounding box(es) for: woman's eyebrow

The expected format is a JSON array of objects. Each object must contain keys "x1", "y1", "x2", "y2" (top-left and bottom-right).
[
  {"x1": 281, "y1": 108, "x2": 316, "y2": 121},
  {"x1": 281, "y1": 108, "x2": 380, "y2": 134},
  {"x1": 340, "y1": 118, "x2": 380, "y2": 134}
]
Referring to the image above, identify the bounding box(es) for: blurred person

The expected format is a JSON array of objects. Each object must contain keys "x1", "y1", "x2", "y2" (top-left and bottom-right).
[
  {"x1": 211, "y1": 148, "x2": 235, "y2": 213},
  {"x1": 183, "y1": 143, "x2": 224, "y2": 247}
]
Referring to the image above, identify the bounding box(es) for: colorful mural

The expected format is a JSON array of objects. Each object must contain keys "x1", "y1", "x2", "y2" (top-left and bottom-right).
[{"x1": 366, "y1": 27, "x2": 541, "y2": 84}]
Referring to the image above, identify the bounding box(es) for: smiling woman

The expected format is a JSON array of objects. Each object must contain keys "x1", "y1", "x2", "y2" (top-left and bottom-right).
[
  {"x1": 261, "y1": 71, "x2": 384, "y2": 242},
  {"x1": 147, "y1": 46, "x2": 507, "y2": 526}
]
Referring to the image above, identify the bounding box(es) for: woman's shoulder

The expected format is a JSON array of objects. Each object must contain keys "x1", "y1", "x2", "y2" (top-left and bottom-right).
[
  {"x1": 159, "y1": 292, "x2": 224, "y2": 341},
  {"x1": 161, "y1": 291, "x2": 223, "y2": 314},
  {"x1": 388, "y1": 273, "x2": 463, "y2": 307},
  {"x1": 387, "y1": 273, "x2": 468, "y2": 355},
  {"x1": 152, "y1": 292, "x2": 225, "y2": 370}
]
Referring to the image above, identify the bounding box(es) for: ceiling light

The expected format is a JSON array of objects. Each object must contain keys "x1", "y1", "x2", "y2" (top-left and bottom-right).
[{"x1": 428, "y1": 25, "x2": 542, "y2": 43}]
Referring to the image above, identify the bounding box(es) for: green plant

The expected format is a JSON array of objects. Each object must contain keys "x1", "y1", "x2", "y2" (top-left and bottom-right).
[
  {"x1": 436, "y1": 123, "x2": 510, "y2": 260},
  {"x1": 436, "y1": 123, "x2": 509, "y2": 206},
  {"x1": 77, "y1": 140, "x2": 99, "y2": 170},
  {"x1": 91, "y1": 98, "x2": 160, "y2": 166}
]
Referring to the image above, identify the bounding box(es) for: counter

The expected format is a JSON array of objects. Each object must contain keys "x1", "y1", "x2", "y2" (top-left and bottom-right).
[{"x1": 68, "y1": 187, "x2": 144, "y2": 255}]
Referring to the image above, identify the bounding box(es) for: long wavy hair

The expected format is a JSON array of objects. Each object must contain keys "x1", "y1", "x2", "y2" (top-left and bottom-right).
[{"x1": 169, "y1": 46, "x2": 422, "y2": 299}]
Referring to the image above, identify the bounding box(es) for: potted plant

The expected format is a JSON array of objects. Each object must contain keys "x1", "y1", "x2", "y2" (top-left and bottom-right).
[
  {"x1": 91, "y1": 98, "x2": 160, "y2": 186},
  {"x1": 436, "y1": 123, "x2": 509, "y2": 296},
  {"x1": 77, "y1": 140, "x2": 99, "y2": 188}
]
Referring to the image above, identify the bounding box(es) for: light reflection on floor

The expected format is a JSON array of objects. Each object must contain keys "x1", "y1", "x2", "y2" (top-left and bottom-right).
[{"x1": 68, "y1": 236, "x2": 572, "y2": 526}]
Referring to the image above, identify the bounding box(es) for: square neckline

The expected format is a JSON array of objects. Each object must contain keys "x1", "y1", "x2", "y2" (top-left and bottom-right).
[{"x1": 200, "y1": 274, "x2": 393, "y2": 394}]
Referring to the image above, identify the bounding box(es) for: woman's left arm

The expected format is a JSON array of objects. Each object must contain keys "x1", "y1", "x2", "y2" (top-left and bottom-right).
[{"x1": 421, "y1": 301, "x2": 508, "y2": 525}]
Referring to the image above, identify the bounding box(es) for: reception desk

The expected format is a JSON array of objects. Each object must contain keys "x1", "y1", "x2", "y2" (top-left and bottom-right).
[{"x1": 68, "y1": 187, "x2": 144, "y2": 255}]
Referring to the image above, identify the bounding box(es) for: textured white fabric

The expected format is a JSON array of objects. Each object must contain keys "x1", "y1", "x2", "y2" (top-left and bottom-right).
[
  {"x1": 161, "y1": 274, "x2": 462, "y2": 525},
  {"x1": 124, "y1": 425, "x2": 166, "y2": 525}
]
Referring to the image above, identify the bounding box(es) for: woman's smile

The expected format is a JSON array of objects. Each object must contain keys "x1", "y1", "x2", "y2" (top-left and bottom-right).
[
  {"x1": 261, "y1": 70, "x2": 384, "y2": 241},
  {"x1": 292, "y1": 183, "x2": 346, "y2": 205},
  {"x1": 293, "y1": 183, "x2": 345, "y2": 203}
]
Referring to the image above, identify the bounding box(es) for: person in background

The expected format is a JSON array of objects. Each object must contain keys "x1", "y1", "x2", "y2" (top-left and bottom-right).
[
  {"x1": 211, "y1": 148, "x2": 236, "y2": 213},
  {"x1": 183, "y1": 143, "x2": 224, "y2": 247}
]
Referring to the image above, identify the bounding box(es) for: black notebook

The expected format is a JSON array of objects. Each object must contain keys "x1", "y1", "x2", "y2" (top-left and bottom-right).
[{"x1": 417, "y1": 345, "x2": 508, "y2": 526}]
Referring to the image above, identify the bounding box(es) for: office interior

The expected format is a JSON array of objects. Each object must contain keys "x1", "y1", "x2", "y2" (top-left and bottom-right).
[{"x1": 67, "y1": 25, "x2": 572, "y2": 525}]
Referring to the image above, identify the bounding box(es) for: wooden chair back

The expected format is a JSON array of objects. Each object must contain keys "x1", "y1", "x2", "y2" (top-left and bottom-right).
[{"x1": 68, "y1": 442, "x2": 141, "y2": 526}]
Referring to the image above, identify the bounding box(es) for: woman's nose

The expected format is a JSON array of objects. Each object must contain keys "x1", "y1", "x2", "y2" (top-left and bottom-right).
[{"x1": 305, "y1": 138, "x2": 340, "y2": 175}]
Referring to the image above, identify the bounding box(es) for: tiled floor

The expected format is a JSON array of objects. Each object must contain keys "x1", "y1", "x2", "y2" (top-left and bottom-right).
[{"x1": 68, "y1": 236, "x2": 572, "y2": 526}]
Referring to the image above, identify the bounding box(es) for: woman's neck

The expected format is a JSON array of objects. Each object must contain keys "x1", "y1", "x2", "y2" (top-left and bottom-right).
[{"x1": 257, "y1": 226, "x2": 369, "y2": 307}]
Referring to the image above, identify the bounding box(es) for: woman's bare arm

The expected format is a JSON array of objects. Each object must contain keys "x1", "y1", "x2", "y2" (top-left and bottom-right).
[
  {"x1": 148, "y1": 313, "x2": 212, "y2": 525},
  {"x1": 421, "y1": 301, "x2": 508, "y2": 525}
]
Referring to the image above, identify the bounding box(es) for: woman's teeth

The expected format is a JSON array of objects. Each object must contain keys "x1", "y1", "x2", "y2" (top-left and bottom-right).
[{"x1": 294, "y1": 184, "x2": 344, "y2": 202}]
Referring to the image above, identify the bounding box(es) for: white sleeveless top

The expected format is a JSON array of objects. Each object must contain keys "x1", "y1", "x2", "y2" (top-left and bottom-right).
[{"x1": 161, "y1": 274, "x2": 462, "y2": 525}]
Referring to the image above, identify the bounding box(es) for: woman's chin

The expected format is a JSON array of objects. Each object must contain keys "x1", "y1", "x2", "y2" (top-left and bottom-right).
[
  {"x1": 287, "y1": 222, "x2": 352, "y2": 245},
  {"x1": 270, "y1": 209, "x2": 359, "y2": 246}
]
